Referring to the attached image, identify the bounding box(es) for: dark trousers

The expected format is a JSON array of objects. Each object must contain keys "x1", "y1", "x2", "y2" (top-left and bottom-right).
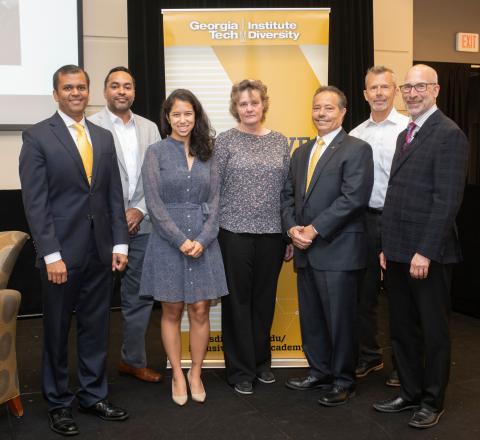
[
  {"x1": 120, "y1": 233, "x2": 153, "y2": 368},
  {"x1": 297, "y1": 266, "x2": 362, "y2": 389},
  {"x1": 386, "y1": 260, "x2": 452, "y2": 411},
  {"x1": 219, "y1": 228, "x2": 285, "y2": 385},
  {"x1": 357, "y1": 211, "x2": 383, "y2": 364},
  {"x1": 41, "y1": 232, "x2": 112, "y2": 411}
]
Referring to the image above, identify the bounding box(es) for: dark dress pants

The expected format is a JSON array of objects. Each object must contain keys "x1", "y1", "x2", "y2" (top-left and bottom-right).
[
  {"x1": 41, "y1": 231, "x2": 112, "y2": 411},
  {"x1": 297, "y1": 265, "x2": 362, "y2": 389},
  {"x1": 219, "y1": 229, "x2": 285, "y2": 385},
  {"x1": 120, "y1": 233, "x2": 153, "y2": 368},
  {"x1": 357, "y1": 211, "x2": 383, "y2": 364},
  {"x1": 386, "y1": 260, "x2": 452, "y2": 411}
]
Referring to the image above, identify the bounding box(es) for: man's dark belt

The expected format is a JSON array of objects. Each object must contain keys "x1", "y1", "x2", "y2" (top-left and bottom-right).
[{"x1": 366, "y1": 207, "x2": 383, "y2": 215}]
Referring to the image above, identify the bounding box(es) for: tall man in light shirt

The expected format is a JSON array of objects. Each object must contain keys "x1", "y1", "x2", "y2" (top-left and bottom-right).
[
  {"x1": 19, "y1": 65, "x2": 129, "y2": 436},
  {"x1": 350, "y1": 66, "x2": 408, "y2": 385},
  {"x1": 89, "y1": 67, "x2": 162, "y2": 383}
]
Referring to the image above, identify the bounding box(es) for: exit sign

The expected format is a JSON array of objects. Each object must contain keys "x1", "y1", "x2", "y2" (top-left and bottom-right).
[{"x1": 456, "y1": 32, "x2": 479, "y2": 52}]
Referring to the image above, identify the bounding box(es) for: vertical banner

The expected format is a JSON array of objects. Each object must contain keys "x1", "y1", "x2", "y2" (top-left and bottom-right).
[{"x1": 162, "y1": 8, "x2": 330, "y2": 366}]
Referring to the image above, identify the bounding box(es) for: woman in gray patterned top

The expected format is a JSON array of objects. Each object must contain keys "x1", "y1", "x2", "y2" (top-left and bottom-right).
[
  {"x1": 140, "y1": 89, "x2": 228, "y2": 406},
  {"x1": 215, "y1": 79, "x2": 293, "y2": 395}
]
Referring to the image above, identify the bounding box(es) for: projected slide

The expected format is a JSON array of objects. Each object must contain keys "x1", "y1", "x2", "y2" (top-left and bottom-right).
[
  {"x1": 0, "y1": 0, "x2": 80, "y2": 128},
  {"x1": 0, "y1": 0, "x2": 21, "y2": 65}
]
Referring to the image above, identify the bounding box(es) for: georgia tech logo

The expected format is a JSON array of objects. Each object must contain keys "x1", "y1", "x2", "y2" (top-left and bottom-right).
[{"x1": 189, "y1": 20, "x2": 300, "y2": 41}]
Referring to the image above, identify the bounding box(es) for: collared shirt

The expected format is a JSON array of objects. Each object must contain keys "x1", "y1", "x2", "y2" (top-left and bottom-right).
[
  {"x1": 44, "y1": 111, "x2": 128, "y2": 264},
  {"x1": 106, "y1": 107, "x2": 139, "y2": 202},
  {"x1": 58, "y1": 110, "x2": 92, "y2": 145},
  {"x1": 308, "y1": 126, "x2": 342, "y2": 166},
  {"x1": 350, "y1": 108, "x2": 409, "y2": 209},
  {"x1": 410, "y1": 104, "x2": 438, "y2": 138}
]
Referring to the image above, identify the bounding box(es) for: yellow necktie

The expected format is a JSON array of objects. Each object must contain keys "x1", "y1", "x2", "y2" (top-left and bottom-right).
[
  {"x1": 306, "y1": 137, "x2": 325, "y2": 191},
  {"x1": 73, "y1": 123, "x2": 93, "y2": 185}
]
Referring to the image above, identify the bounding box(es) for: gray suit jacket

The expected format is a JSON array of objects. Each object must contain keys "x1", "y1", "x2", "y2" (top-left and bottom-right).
[
  {"x1": 281, "y1": 129, "x2": 374, "y2": 271},
  {"x1": 89, "y1": 107, "x2": 161, "y2": 234}
]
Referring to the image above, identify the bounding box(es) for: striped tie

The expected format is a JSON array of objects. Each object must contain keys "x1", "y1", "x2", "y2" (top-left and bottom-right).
[
  {"x1": 306, "y1": 138, "x2": 325, "y2": 191},
  {"x1": 73, "y1": 123, "x2": 93, "y2": 184}
]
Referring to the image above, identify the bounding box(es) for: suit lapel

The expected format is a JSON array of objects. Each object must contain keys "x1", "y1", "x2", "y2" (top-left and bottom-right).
[
  {"x1": 101, "y1": 108, "x2": 128, "y2": 175},
  {"x1": 86, "y1": 119, "x2": 102, "y2": 187},
  {"x1": 50, "y1": 112, "x2": 90, "y2": 186},
  {"x1": 390, "y1": 110, "x2": 441, "y2": 178},
  {"x1": 304, "y1": 129, "x2": 346, "y2": 203}
]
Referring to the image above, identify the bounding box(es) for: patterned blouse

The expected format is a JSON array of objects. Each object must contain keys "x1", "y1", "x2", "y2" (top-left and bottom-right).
[{"x1": 214, "y1": 128, "x2": 290, "y2": 234}]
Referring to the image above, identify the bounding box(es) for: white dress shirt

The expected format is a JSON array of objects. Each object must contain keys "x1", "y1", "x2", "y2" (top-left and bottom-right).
[
  {"x1": 350, "y1": 108, "x2": 409, "y2": 209},
  {"x1": 44, "y1": 111, "x2": 127, "y2": 264},
  {"x1": 106, "y1": 108, "x2": 140, "y2": 202}
]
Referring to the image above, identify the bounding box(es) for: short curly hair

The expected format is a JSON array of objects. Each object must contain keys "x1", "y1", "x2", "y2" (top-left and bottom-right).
[{"x1": 229, "y1": 79, "x2": 269, "y2": 123}]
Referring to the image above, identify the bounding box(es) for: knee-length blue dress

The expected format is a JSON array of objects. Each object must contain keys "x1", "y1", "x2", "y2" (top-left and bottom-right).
[{"x1": 139, "y1": 137, "x2": 228, "y2": 303}]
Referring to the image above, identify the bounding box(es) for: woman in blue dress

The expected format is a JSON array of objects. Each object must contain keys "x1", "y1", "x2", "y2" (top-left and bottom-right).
[{"x1": 140, "y1": 89, "x2": 228, "y2": 405}]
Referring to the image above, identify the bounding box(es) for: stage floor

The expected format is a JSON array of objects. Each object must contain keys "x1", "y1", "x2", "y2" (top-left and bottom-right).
[{"x1": 2, "y1": 294, "x2": 480, "y2": 439}]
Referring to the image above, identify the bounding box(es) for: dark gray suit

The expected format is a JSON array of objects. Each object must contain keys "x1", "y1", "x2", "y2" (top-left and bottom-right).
[
  {"x1": 89, "y1": 108, "x2": 160, "y2": 368},
  {"x1": 382, "y1": 109, "x2": 468, "y2": 411},
  {"x1": 282, "y1": 129, "x2": 373, "y2": 388},
  {"x1": 19, "y1": 112, "x2": 128, "y2": 410}
]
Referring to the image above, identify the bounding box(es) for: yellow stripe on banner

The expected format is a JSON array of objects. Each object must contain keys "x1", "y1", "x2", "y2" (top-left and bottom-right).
[
  {"x1": 213, "y1": 45, "x2": 320, "y2": 143},
  {"x1": 163, "y1": 9, "x2": 329, "y2": 47}
]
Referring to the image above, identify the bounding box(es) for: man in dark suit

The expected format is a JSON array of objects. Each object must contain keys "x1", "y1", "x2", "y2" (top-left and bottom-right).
[
  {"x1": 373, "y1": 64, "x2": 468, "y2": 429},
  {"x1": 281, "y1": 86, "x2": 373, "y2": 406},
  {"x1": 19, "y1": 65, "x2": 130, "y2": 436}
]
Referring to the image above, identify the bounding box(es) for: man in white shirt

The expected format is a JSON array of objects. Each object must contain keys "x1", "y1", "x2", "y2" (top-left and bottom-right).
[
  {"x1": 350, "y1": 66, "x2": 408, "y2": 385},
  {"x1": 89, "y1": 67, "x2": 162, "y2": 384}
]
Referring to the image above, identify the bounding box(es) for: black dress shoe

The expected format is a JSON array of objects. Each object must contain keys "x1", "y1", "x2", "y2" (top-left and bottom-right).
[
  {"x1": 373, "y1": 396, "x2": 420, "y2": 413},
  {"x1": 257, "y1": 371, "x2": 276, "y2": 384},
  {"x1": 317, "y1": 385, "x2": 355, "y2": 407},
  {"x1": 49, "y1": 408, "x2": 79, "y2": 436},
  {"x1": 285, "y1": 375, "x2": 332, "y2": 391},
  {"x1": 385, "y1": 369, "x2": 401, "y2": 387},
  {"x1": 409, "y1": 407, "x2": 444, "y2": 429},
  {"x1": 355, "y1": 360, "x2": 384, "y2": 378},
  {"x1": 79, "y1": 399, "x2": 128, "y2": 421},
  {"x1": 234, "y1": 381, "x2": 253, "y2": 395}
]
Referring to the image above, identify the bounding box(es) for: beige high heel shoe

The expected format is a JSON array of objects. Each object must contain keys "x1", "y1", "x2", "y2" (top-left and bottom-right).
[
  {"x1": 187, "y1": 369, "x2": 206, "y2": 403},
  {"x1": 171, "y1": 376, "x2": 188, "y2": 406}
]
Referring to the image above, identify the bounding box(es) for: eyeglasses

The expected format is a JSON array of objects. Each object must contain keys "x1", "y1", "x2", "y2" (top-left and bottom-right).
[{"x1": 399, "y1": 83, "x2": 437, "y2": 93}]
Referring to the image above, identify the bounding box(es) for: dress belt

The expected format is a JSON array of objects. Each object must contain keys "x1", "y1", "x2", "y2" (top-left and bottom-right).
[
  {"x1": 366, "y1": 207, "x2": 383, "y2": 215},
  {"x1": 165, "y1": 202, "x2": 210, "y2": 215}
]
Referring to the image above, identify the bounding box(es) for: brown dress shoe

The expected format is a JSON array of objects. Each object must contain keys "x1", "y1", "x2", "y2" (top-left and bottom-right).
[{"x1": 118, "y1": 360, "x2": 162, "y2": 383}]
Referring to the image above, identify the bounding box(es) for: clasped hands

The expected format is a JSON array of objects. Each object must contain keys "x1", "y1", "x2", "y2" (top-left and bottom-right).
[
  {"x1": 179, "y1": 239, "x2": 204, "y2": 258},
  {"x1": 288, "y1": 225, "x2": 318, "y2": 250}
]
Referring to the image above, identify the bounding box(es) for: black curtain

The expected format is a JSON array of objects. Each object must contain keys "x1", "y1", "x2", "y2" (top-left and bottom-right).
[
  {"x1": 127, "y1": 0, "x2": 374, "y2": 132},
  {"x1": 414, "y1": 61, "x2": 480, "y2": 185}
]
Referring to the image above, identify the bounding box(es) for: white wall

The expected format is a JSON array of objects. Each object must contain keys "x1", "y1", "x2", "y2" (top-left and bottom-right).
[
  {"x1": 0, "y1": 0, "x2": 128, "y2": 190},
  {"x1": 373, "y1": 0, "x2": 413, "y2": 112}
]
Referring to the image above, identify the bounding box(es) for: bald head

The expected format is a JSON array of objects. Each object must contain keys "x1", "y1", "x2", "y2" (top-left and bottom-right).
[
  {"x1": 400, "y1": 64, "x2": 440, "y2": 120},
  {"x1": 406, "y1": 64, "x2": 438, "y2": 84}
]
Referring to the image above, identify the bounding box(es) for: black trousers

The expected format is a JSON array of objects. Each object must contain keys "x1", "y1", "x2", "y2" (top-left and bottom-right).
[
  {"x1": 357, "y1": 211, "x2": 383, "y2": 364},
  {"x1": 297, "y1": 266, "x2": 362, "y2": 389},
  {"x1": 41, "y1": 231, "x2": 112, "y2": 411},
  {"x1": 219, "y1": 229, "x2": 285, "y2": 385},
  {"x1": 386, "y1": 260, "x2": 452, "y2": 411}
]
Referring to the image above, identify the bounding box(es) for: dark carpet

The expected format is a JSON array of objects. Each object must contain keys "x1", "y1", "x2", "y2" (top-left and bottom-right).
[{"x1": 2, "y1": 294, "x2": 480, "y2": 440}]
